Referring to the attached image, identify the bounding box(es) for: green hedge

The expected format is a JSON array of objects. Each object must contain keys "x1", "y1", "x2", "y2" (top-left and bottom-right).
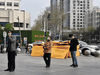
[{"x1": 0, "y1": 30, "x2": 49, "y2": 44}]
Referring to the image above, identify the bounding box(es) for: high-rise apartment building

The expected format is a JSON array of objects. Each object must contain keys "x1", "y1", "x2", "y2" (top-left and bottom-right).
[
  {"x1": 51, "y1": 0, "x2": 93, "y2": 31},
  {"x1": 85, "y1": 6, "x2": 100, "y2": 29},
  {"x1": 0, "y1": 0, "x2": 31, "y2": 30}
]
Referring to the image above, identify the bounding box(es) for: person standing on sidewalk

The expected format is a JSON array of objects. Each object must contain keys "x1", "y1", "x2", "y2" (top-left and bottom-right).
[
  {"x1": 43, "y1": 36, "x2": 53, "y2": 68},
  {"x1": 69, "y1": 34, "x2": 79, "y2": 68},
  {"x1": 25, "y1": 42, "x2": 30, "y2": 53},
  {"x1": 4, "y1": 31, "x2": 16, "y2": 72}
]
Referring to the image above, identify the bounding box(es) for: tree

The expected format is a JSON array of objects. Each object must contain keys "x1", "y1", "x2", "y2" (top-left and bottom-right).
[
  {"x1": 32, "y1": 5, "x2": 67, "y2": 40},
  {"x1": 4, "y1": 23, "x2": 14, "y2": 33},
  {"x1": 0, "y1": 25, "x2": 2, "y2": 30},
  {"x1": 32, "y1": 13, "x2": 44, "y2": 31},
  {"x1": 94, "y1": 26, "x2": 100, "y2": 40},
  {"x1": 48, "y1": 6, "x2": 67, "y2": 40}
]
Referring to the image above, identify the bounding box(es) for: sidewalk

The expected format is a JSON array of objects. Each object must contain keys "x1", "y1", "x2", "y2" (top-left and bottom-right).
[{"x1": 0, "y1": 54, "x2": 100, "y2": 75}]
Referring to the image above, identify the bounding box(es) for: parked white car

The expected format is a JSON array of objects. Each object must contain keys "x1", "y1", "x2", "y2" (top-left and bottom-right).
[
  {"x1": 79, "y1": 41, "x2": 100, "y2": 56},
  {"x1": 28, "y1": 41, "x2": 44, "y2": 48}
]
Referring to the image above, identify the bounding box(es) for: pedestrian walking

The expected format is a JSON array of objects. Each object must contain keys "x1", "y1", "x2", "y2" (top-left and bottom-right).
[
  {"x1": 16, "y1": 40, "x2": 19, "y2": 49},
  {"x1": 4, "y1": 31, "x2": 16, "y2": 72},
  {"x1": 69, "y1": 34, "x2": 79, "y2": 68},
  {"x1": 25, "y1": 42, "x2": 30, "y2": 53},
  {"x1": 43, "y1": 36, "x2": 53, "y2": 68},
  {"x1": 1, "y1": 45, "x2": 4, "y2": 53}
]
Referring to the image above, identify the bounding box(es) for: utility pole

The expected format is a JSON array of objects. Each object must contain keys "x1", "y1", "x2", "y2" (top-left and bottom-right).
[
  {"x1": 17, "y1": 16, "x2": 22, "y2": 48},
  {"x1": 44, "y1": 18, "x2": 46, "y2": 43}
]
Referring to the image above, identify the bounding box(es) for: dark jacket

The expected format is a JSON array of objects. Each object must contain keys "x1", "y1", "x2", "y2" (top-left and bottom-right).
[
  {"x1": 7, "y1": 36, "x2": 16, "y2": 52},
  {"x1": 69, "y1": 38, "x2": 79, "y2": 51}
]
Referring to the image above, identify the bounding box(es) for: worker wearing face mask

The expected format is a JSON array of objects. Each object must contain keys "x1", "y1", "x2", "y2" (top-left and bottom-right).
[{"x1": 43, "y1": 36, "x2": 53, "y2": 68}]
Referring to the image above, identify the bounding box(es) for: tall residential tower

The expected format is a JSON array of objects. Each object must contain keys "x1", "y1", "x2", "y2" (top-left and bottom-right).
[{"x1": 51, "y1": 0, "x2": 93, "y2": 30}]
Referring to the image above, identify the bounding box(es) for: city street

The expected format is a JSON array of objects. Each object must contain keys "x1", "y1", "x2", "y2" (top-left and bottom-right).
[
  {"x1": 1, "y1": 0, "x2": 100, "y2": 75},
  {"x1": 0, "y1": 53, "x2": 100, "y2": 75}
]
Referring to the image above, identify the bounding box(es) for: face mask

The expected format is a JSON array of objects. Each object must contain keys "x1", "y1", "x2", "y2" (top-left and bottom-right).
[
  {"x1": 8, "y1": 33, "x2": 12, "y2": 36},
  {"x1": 47, "y1": 37, "x2": 50, "y2": 41}
]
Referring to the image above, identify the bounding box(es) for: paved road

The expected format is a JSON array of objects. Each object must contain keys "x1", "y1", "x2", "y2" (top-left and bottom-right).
[{"x1": 0, "y1": 53, "x2": 100, "y2": 75}]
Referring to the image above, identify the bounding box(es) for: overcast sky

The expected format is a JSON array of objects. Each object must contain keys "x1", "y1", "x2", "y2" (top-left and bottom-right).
[
  {"x1": 20, "y1": 0, "x2": 100, "y2": 27},
  {"x1": 20, "y1": 0, "x2": 50, "y2": 27}
]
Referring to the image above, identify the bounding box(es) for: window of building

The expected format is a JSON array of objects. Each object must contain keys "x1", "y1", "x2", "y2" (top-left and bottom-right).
[
  {"x1": 73, "y1": 10, "x2": 75, "y2": 12},
  {"x1": 80, "y1": 25, "x2": 82, "y2": 27},
  {"x1": 74, "y1": 4, "x2": 75, "y2": 6},
  {"x1": 80, "y1": 1, "x2": 82, "y2": 3},
  {"x1": 77, "y1": 4, "x2": 79, "y2": 6},
  {"x1": 83, "y1": 10, "x2": 85, "y2": 12},
  {"x1": 20, "y1": 23, "x2": 23, "y2": 27},
  {"x1": 77, "y1": 13, "x2": 79, "y2": 15},
  {"x1": 77, "y1": 28, "x2": 79, "y2": 30},
  {"x1": 73, "y1": 22, "x2": 75, "y2": 24},
  {"x1": 97, "y1": 22, "x2": 98, "y2": 25},
  {"x1": 26, "y1": 23, "x2": 29, "y2": 28},
  {"x1": 14, "y1": 3, "x2": 19, "y2": 7},
  {"x1": 80, "y1": 13, "x2": 82, "y2": 15},
  {"x1": 0, "y1": 22, "x2": 8, "y2": 27},
  {"x1": 7, "y1": 2, "x2": 12, "y2": 6},
  {"x1": 80, "y1": 7, "x2": 82, "y2": 9},
  {"x1": 73, "y1": 1, "x2": 75, "y2": 3},
  {"x1": 83, "y1": 7, "x2": 85, "y2": 9},
  {"x1": 77, "y1": 22, "x2": 79, "y2": 24},
  {"x1": 80, "y1": 16, "x2": 82, "y2": 18},
  {"x1": 73, "y1": 25, "x2": 75, "y2": 27},
  {"x1": 14, "y1": 22, "x2": 23, "y2": 27},
  {"x1": 80, "y1": 22, "x2": 82, "y2": 24},
  {"x1": 80, "y1": 19, "x2": 82, "y2": 21},
  {"x1": 77, "y1": 19, "x2": 79, "y2": 21},
  {"x1": 0, "y1": 2, "x2": 5, "y2": 6},
  {"x1": 80, "y1": 10, "x2": 82, "y2": 12},
  {"x1": 73, "y1": 13, "x2": 75, "y2": 15},
  {"x1": 73, "y1": 19, "x2": 75, "y2": 21}
]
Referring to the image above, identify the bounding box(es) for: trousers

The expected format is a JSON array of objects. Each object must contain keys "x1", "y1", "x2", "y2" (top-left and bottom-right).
[
  {"x1": 43, "y1": 53, "x2": 51, "y2": 67},
  {"x1": 71, "y1": 51, "x2": 78, "y2": 65},
  {"x1": 8, "y1": 51, "x2": 16, "y2": 70}
]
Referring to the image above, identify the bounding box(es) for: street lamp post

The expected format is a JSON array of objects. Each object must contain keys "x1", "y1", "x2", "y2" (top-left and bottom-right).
[
  {"x1": 17, "y1": 16, "x2": 22, "y2": 48},
  {"x1": 44, "y1": 18, "x2": 47, "y2": 44}
]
